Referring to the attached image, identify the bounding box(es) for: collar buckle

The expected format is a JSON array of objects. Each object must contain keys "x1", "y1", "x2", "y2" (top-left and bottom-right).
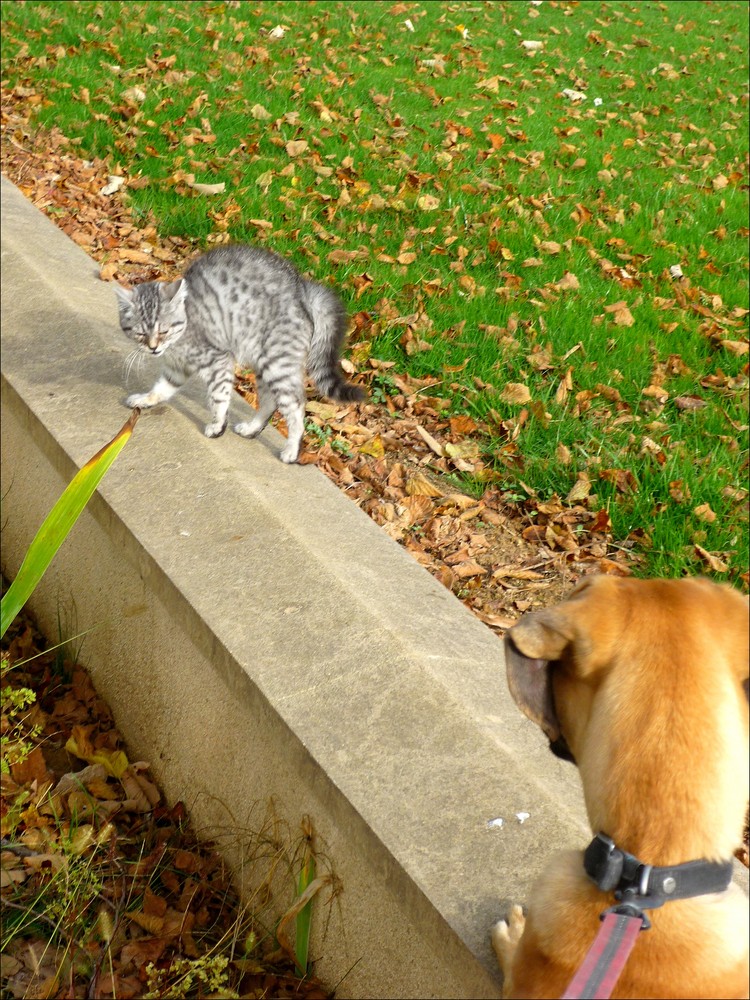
[
  {"x1": 583, "y1": 831, "x2": 734, "y2": 919},
  {"x1": 584, "y1": 832, "x2": 629, "y2": 893}
]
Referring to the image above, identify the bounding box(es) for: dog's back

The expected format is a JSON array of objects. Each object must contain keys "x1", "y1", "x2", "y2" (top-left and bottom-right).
[{"x1": 495, "y1": 576, "x2": 749, "y2": 1000}]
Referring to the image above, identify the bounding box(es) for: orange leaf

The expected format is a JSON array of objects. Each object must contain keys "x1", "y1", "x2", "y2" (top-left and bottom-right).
[
  {"x1": 449, "y1": 415, "x2": 478, "y2": 437},
  {"x1": 693, "y1": 503, "x2": 717, "y2": 523},
  {"x1": 10, "y1": 746, "x2": 50, "y2": 786},
  {"x1": 452, "y1": 559, "x2": 487, "y2": 579},
  {"x1": 590, "y1": 510, "x2": 612, "y2": 532}
]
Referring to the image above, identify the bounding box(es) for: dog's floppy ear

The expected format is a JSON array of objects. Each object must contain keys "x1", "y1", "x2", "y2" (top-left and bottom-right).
[{"x1": 504, "y1": 609, "x2": 575, "y2": 743}]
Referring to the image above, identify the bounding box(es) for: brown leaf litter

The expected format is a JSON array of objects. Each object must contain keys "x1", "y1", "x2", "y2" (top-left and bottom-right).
[{"x1": 1, "y1": 612, "x2": 331, "y2": 1000}]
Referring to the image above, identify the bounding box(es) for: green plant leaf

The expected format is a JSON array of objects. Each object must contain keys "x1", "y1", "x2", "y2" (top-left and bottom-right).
[
  {"x1": 1, "y1": 410, "x2": 139, "y2": 639},
  {"x1": 295, "y1": 849, "x2": 315, "y2": 977}
]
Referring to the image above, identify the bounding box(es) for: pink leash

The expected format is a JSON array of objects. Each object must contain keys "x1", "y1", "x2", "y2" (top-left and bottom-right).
[{"x1": 561, "y1": 910, "x2": 644, "y2": 1000}]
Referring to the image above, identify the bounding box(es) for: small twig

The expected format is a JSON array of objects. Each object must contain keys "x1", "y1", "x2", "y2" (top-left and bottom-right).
[
  {"x1": 1, "y1": 839, "x2": 37, "y2": 857},
  {"x1": 1, "y1": 899, "x2": 58, "y2": 929},
  {"x1": 518, "y1": 556, "x2": 556, "y2": 571}
]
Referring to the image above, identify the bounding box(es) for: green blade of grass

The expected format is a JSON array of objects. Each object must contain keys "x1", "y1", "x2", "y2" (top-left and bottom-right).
[
  {"x1": 1, "y1": 410, "x2": 139, "y2": 639},
  {"x1": 295, "y1": 850, "x2": 315, "y2": 977}
]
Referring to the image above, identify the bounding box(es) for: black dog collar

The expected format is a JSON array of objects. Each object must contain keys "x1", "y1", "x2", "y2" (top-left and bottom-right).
[{"x1": 584, "y1": 832, "x2": 734, "y2": 912}]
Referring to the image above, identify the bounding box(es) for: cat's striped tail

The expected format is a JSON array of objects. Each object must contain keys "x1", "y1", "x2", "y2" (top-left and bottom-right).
[{"x1": 304, "y1": 280, "x2": 366, "y2": 403}]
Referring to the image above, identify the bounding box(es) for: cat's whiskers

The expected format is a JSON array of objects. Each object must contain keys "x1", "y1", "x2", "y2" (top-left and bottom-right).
[{"x1": 123, "y1": 348, "x2": 144, "y2": 387}]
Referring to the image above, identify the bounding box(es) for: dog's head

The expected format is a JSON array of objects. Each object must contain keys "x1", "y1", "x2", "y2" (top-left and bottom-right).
[
  {"x1": 505, "y1": 575, "x2": 749, "y2": 757},
  {"x1": 504, "y1": 576, "x2": 749, "y2": 853}
]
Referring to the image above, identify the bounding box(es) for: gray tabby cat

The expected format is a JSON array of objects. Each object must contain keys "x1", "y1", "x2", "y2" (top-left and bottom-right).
[{"x1": 115, "y1": 244, "x2": 365, "y2": 463}]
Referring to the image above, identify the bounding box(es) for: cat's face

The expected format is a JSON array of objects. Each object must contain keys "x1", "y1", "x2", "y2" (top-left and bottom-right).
[{"x1": 116, "y1": 279, "x2": 188, "y2": 355}]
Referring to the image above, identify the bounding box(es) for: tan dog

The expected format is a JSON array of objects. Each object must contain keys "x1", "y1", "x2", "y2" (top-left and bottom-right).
[{"x1": 492, "y1": 575, "x2": 749, "y2": 999}]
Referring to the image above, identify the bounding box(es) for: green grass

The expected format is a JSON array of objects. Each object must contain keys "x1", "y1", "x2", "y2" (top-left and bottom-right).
[{"x1": 2, "y1": 0, "x2": 748, "y2": 582}]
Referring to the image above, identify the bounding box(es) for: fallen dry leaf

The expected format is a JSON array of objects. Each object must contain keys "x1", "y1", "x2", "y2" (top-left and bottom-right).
[
  {"x1": 694, "y1": 545, "x2": 729, "y2": 573},
  {"x1": 538, "y1": 240, "x2": 562, "y2": 255},
  {"x1": 493, "y1": 567, "x2": 545, "y2": 581},
  {"x1": 554, "y1": 271, "x2": 580, "y2": 291},
  {"x1": 101, "y1": 175, "x2": 125, "y2": 196},
  {"x1": 604, "y1": 300, "x2": 635, "y2": 326},
  {"x1": 693, "y1": 503, "x2": 717, "y2": 523},
  {"x1": 414, "y1": 423, "x2": 444, "y2": 457},
  {"x1": 720, "y1": 339, "x2": 749, "y2": 356},
  {"x1": 121, "y1": 86, "x2": 146, "y2": 104},
  {"x1": 406, "y1": 472, "x2": 444, "y2": 497},
  {"x1": 417, "y1": 193, "x2": 440, "y2": 211},
  {"x1": 452, "y1": 559, "x2": 488, "y2": 579},
  {"x1": 359, "y1": 434, "x2": 385, "y2": 459},
  {"x1": 444, "y1": 440, "x2": 482, "y2": 471},
  {"x1": 673, "y1": 395, "x2": 706, "y2": 411},
  {"x1": 187, "y1": 180, "x2": 226, "y2": 196},
  {"x1": 600, "y1": 467, "x2": 638, "y2": 494},
  {"x1": 285, "y1": 139, "x2": 309, "y2": 157},
  {"x1": 499, "y1": 383, "x2": 532, "y2": 405}
]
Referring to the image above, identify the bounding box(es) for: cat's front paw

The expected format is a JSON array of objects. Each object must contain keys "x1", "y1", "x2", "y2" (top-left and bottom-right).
[
  {"x1": 234, "y1": 420, "x2": 262, "y2": 439},
  {"x1": 491, "y1": 904, "x2": 526, "y2": 975},
  {"x1": 125, "y1": 392, "x2": 155, "y2": 409},
  {"x1": 204, "y1": 421, "x2": 227, "y2": 439},
  {"x1": 279, "y1": 443, "x2": 300, "y2": 464}
]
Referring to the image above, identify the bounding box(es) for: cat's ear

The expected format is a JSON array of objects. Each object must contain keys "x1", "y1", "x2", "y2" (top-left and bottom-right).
[
  {"x1": 162, "y1": 278, "x2": 187, "y2": 305},
  {"x1": 115, "y1": 284, "x2": 134, "y2": 308}
]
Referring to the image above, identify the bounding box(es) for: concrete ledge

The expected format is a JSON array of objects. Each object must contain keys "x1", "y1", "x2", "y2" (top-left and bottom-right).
[{"x1": 4, "y1": 175, "x2": 742, "y2": 997}]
